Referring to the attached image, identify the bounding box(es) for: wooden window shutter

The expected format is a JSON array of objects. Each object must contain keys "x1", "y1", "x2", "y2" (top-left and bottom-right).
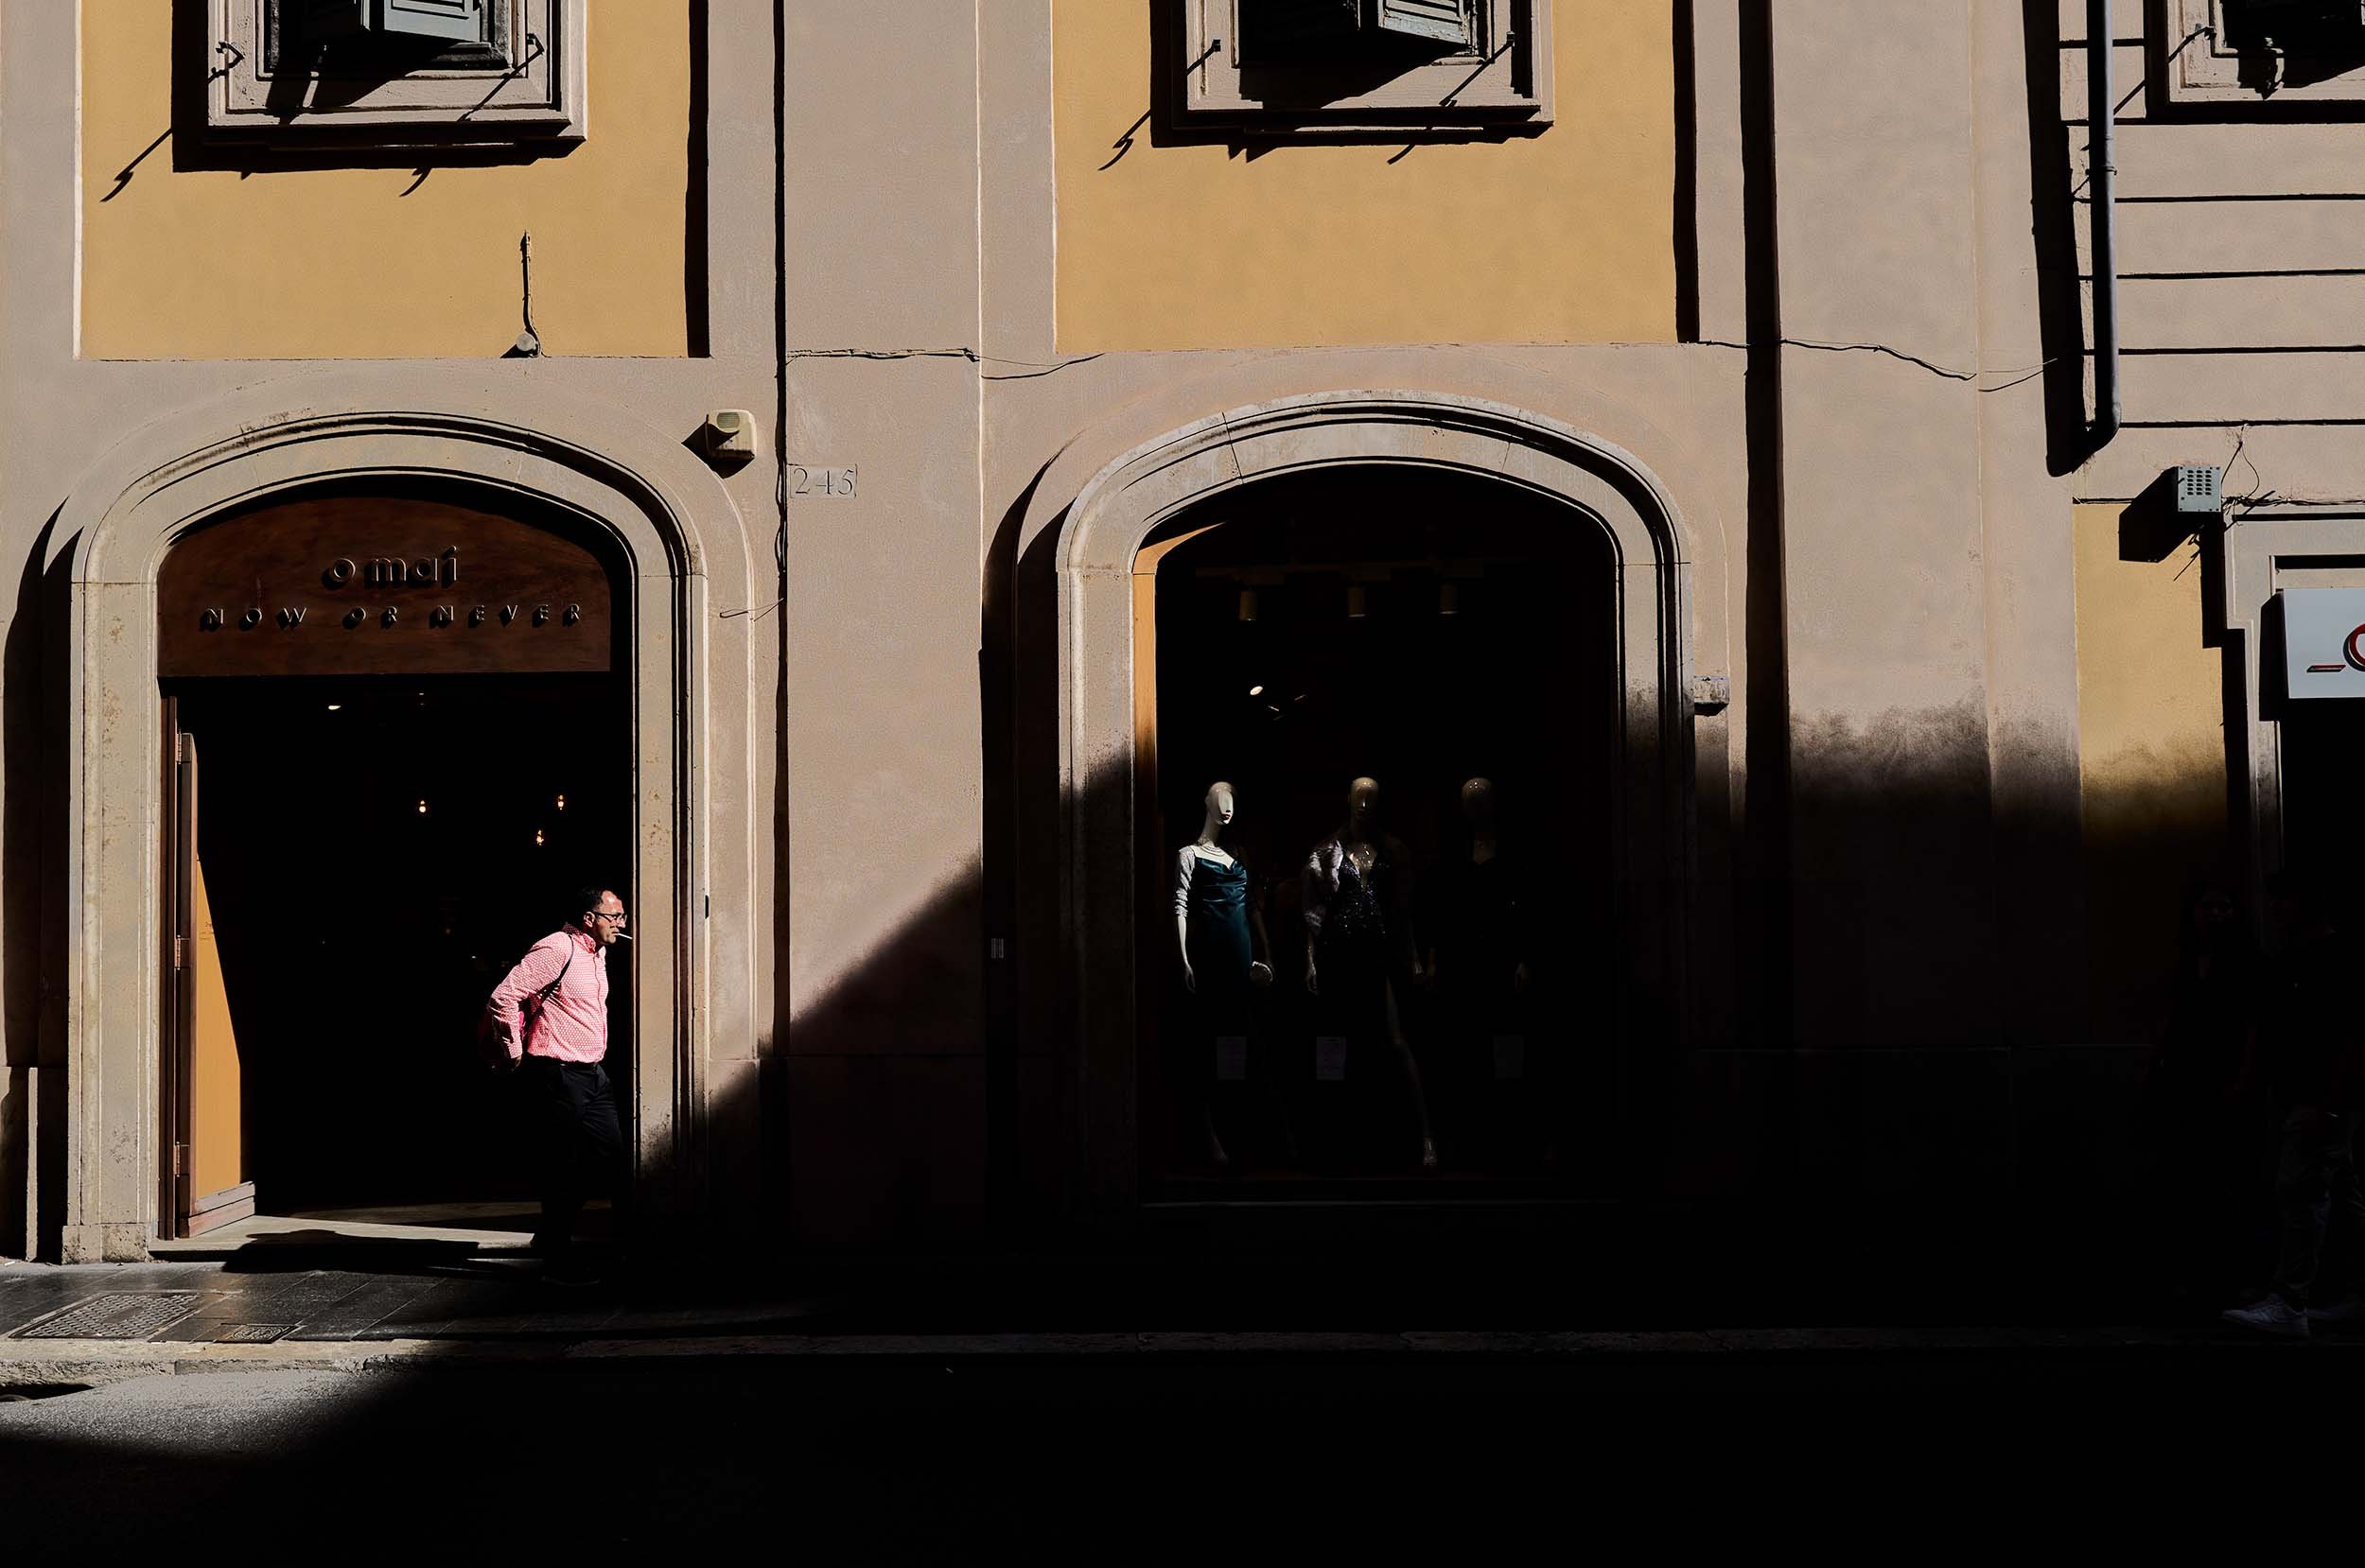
[
  {"x1": 1372, "y1": 0, "x2": 1472, "y2": 48},
  {"x1": 366, "y1": 0, "x2": 485, "y2": 44}
]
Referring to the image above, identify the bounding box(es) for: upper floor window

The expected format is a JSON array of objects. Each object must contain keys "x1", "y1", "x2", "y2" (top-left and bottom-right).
[
  {"x1": 2164, "y1": 0, "x2": 2365, "y2": 106},
  {"x1": 203, "y1": 0, "x2": 587, "y2": 149},
  {"x1": 1176, "y1": 0, "x2": 1553, "y2": 136}
]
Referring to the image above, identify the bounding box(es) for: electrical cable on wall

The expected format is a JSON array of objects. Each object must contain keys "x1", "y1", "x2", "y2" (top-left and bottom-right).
[{"x1": 508, "y1": 231, "x2": 542, "y2": 357}]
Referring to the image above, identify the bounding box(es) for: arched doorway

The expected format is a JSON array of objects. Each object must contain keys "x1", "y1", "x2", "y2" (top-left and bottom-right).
[
  {"x1": 154, "y1": 481, "x2": 630, "y2": 1236},
  {"x1": 55, "y1": 396, "x2": 735, "y2": 1264},
  {"x1": 1139, "y1": 466, "x2": 1622, "y2": 1194},
  {"x1": 1055, "y1": 392, "x2": 1700, "y2": 1227}
]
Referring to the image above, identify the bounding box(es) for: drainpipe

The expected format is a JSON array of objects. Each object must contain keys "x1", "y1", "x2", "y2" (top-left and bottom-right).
[{"x1": 2088, "y1": 0, "x2": 2121, "y2": 445}]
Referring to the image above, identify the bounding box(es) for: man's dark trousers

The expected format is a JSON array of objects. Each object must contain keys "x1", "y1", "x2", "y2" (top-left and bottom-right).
[{"x1": 521, "y1": 1055, "x2": 623, "y2": 1254}]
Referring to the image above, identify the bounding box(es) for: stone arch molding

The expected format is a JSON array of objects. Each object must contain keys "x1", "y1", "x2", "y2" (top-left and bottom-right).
[
  {"x1": 55, "y1": 389, "x2": 745, "y2": 1262},
  {"x1": 1052, "y1": 390, "x2": 1699, "y2": 1224}
]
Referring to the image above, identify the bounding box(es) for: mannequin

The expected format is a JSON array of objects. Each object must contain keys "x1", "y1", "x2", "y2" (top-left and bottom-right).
[
  {"x1": 1174, "y1": 781, "x2": 1272, "y2": 1169},
  {"x1": 1303, "y1": 775, "x2": 1436, "y2": 1172},
  {"x1": 1425, "y1": 776, "x2": 1532, "y2": 1165}
]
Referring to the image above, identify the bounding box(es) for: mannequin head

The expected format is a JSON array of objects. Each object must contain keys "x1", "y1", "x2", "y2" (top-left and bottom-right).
[
  {"x1": 1345, "y1": 776, "x2": 1382, "y2": 835},
  {"x1": 1200, "y1": 781, "x2": 1236, "y2": 840},
  {"x1": 1459, "y1": 776, "x2": 1498, "y2": 828}
]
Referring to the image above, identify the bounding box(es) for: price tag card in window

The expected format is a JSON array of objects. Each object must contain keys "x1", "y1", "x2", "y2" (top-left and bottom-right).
[
  {"x1": 1215, "y1": 1036, "x2": 1248, "y2": 1082},
  {"x1": 1315, "y1": 1036, "x2": 1348, "y2": 1081},
  {"x1": 1493, "y1": 1035, "x2": 1525, "y2": 1081}
]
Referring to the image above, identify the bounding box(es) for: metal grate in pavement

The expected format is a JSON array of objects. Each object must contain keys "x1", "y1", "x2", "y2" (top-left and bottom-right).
[
  {"x1": 12, "y1": 1292, "x2": 204, "y2": 1340},
  {"x1": 214, "y1": 1323, "x2": 295, "y2": 1344}
]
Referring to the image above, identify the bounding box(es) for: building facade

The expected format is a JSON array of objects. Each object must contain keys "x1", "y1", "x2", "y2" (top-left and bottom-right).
[{"x1": 0, "y1": 0, "x2": 2345, "y2": 1267}]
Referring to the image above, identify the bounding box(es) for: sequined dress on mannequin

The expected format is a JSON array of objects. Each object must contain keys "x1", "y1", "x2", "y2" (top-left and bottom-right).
[
  {"x1": 1304, "y1": 838, "x2": 1405, "y2": 1050},
  {"x1": 1302, "y1": 778, "x2": 1436, "y2": 1171}
]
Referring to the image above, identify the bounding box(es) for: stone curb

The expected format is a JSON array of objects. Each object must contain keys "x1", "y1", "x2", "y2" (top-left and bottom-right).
[{"x1": 0, "y1": 1323, "x2": 2287, "y2": 1385}]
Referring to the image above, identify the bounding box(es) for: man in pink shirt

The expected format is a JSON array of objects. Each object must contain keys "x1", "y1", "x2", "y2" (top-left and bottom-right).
[{"x1": 488, "y1": 884, "x2": 627, "y2": 1278}]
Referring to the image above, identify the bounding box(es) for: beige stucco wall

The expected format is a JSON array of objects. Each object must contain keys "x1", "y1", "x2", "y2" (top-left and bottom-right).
[
  {"x1": 1050, "y1": 1, "x2": 1677, "y2": 352},
  {"x1": 2073, "y1": 501, "x2": 2227, "y2": 1037},
  {"x1": 79, "y1": 0, "x2": 691, "y2": 358}
]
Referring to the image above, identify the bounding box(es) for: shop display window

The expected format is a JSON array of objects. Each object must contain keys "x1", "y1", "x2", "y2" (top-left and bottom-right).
[{"x1": 1145, "y1": 468, "x2": 1619, "y2": 1194}]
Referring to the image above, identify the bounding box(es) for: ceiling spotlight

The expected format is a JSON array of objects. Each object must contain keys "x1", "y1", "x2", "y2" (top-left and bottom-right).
[
  {"x1": 1237, "y1": 588, "x2": 1258, "y2": 622},
  {"x1": 555, "y1": 793, "x2": 567, "y2": 811},
  {"x1": 534, "y1": 828, "x2": 547, "y2": 846},
  {"x1": 1248, "y1": 685, "x2": 1264, "y2": 697},
  {"x1": 325, "y1": 704, "x2": 342, "y2": 712},
  {"x1": 415, "y1": 799, "x2": 429, "y2": 815}
]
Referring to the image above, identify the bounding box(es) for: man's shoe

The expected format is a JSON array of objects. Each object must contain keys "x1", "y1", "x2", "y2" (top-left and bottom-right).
[
  {"x1": 2305, "y1": 1294, "x2": 2365, "y2": 1330},
  {"x1": 2221, "y1": 1294, "x2": 2311, "y2": 1338}
]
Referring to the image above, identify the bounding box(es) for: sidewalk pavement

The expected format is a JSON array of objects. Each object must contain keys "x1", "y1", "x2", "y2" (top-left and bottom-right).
[{"x1": 0, "y1": 1243, "x2": 2341, "y2": 1388}]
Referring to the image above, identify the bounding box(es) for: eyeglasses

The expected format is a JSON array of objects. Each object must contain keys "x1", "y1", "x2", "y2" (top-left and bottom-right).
[{"x1": 588, "y1": 911, "x2": 628, "y2": 926}]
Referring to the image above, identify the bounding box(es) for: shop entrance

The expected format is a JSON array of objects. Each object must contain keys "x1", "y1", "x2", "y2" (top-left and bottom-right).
[
  {"x1": 1142, "y1": 467, "x2": 1621, "y2": 1197},
  {"x1": 154, "y1": 484, "x2": 627, "y2": 1239},
  {"x1": 2278, "y1": 700, "x2": 2365, "y2": 898}
]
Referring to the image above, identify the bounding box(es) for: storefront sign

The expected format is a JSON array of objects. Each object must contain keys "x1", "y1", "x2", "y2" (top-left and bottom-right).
[
  {"x1": 2280, "y1": 587, "x2": 2365, "y2": 701},
  {"x1": 159, "y1": 494, "x2": 613, "y2": 676}
]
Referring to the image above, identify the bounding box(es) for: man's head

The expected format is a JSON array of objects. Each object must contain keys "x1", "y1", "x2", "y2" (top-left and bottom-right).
[{"x1": 575, "y1": 885, "x2": 627, "y2": 947}]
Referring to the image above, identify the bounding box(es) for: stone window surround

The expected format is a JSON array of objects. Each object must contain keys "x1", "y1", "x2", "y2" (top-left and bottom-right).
[
  {"x1": 205, "y1": 0, "x2": 587, "y2": 148},
  {"x1": 2162, "y1": 0, "x2": 2365, "y2": 109},
  {"x1": 1051, "y1": 391, "x2": 1694, "y2": 1224},
  {"x1": 1175, "y1": 0, "x2": 1553, "y2": 134},
  {"x1": 53, "y1": 384, "x2": 745, "y2": 1263}
]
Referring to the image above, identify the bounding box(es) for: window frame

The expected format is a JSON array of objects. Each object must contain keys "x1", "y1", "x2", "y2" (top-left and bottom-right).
[
  {"x1": 203, "y1": 0, "x2": 587, "y2": 149},
  {"x1": 1174, "y1": 0, "x2": 1553, "y2": 135},
  {"x1": 2161, "y1": 0, "x2": 2365, "y2": 109}
]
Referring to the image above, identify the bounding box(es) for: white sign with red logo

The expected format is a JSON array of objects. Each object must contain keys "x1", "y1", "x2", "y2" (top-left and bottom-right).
[{"x1": 2281, "y1": 587, "x2": 2365, "y2": 700}]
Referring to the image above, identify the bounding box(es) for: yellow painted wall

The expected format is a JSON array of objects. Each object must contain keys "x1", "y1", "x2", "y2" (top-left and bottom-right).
[
  {"x1": 2073, "y1": 502, "x2": 2229, "y2": 1038},
  {"x1": 190, "y1": 858, "x2": 244, "y2": 1200},
  {"x1": 1053, "y1": 2, "x2": 1676, "y2": 352},
  {"x1": 81, "y1": 0, "x2": 689, "y2": 358}
]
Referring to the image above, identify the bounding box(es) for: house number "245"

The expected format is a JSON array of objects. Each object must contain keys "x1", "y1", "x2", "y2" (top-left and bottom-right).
[{"x1": 789, "y1": 465, "x2": 857, "y2": 498}]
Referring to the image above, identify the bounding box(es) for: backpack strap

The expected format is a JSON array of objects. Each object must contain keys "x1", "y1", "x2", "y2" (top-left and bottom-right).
[
  {"x1": 520, "y1": 944, "x2": 575, "y2": 1053},
  {"x1": 535, "y1": 947, "x2": 574, "y2": 1005}
]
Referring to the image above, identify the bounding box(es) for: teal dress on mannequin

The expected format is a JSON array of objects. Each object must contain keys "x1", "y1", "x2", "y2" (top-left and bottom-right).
[{"x1": 1181, "y1": 849, "x2": 1254, "y2": 1034}]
